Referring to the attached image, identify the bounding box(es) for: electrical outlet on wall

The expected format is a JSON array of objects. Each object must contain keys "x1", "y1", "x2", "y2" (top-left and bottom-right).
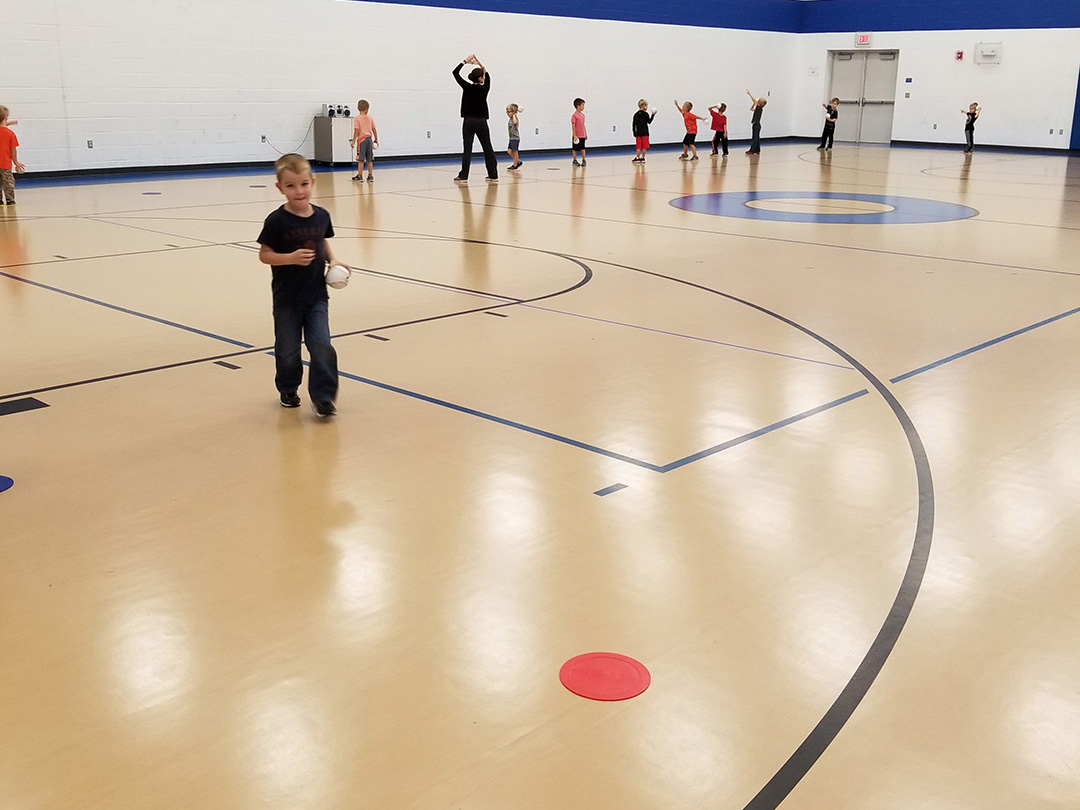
[
  {"x1": 87, "y1": 139, "x2": 94, "y2": 148},
  {"x1": 261, "y1": 135, "x2": 267, "y2": 142}
]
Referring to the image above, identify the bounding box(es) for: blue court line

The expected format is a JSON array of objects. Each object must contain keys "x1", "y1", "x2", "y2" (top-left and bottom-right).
[
  {"x1": 335, "y1": 368, "x2": 665, "y2": 471},
  {"x1": 658, "y1": 389, "x2": 871, "y2": 472},
  {"x1": 338, "y1": 363, "x2": 871, "y2": 473},
  {"x1": 0, "y1": 271, "x2": 255, "y2": 349},
  {"x1": 891, "y1": 304, "x2": 1080, "y2": 383},
  {"x1": 594, "y1": 483, "x2": 628, "y2": 496}
]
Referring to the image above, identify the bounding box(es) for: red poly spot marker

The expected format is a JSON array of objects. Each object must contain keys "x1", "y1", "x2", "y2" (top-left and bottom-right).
[{"x1": 559, "y1": 652, "x2": 650, "y2": 701}]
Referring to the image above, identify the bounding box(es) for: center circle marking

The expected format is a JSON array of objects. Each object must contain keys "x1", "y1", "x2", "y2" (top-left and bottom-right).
[{"x1": 670, "y1": 191, "x2": 978, "y2": 224}]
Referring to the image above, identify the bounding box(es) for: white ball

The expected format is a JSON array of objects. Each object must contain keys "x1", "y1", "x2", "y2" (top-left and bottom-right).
[{"x1": 325, "y1": 264, "x2": 350, "y2": 289}]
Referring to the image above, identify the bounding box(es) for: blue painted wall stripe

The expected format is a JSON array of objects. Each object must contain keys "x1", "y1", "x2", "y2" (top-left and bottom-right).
[{"x1": 358, "y1": 0, "x2": 1079, "y2": 32}]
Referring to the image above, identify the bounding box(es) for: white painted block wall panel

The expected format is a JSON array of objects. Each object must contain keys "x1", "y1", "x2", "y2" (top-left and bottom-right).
[{"x1": 1, "y1": 0, "x2": 1075, "y2": 172}]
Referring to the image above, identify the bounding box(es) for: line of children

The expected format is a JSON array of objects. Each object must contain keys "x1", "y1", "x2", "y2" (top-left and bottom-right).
[
  {"x1": 349, "y1": 99, "x2": 379, "y2": 182},
  {"x1": 0, "y1": 106, "x2": 25, "y2": 205}
]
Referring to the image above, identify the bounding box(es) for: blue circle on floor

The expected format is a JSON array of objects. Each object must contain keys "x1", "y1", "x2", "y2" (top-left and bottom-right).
[
  {"x1": 670, "y1": 191, "x2": 978, "y2": 224},
  {"x1": 0, "y1": 476, "x2": 13, "y2": 493}
]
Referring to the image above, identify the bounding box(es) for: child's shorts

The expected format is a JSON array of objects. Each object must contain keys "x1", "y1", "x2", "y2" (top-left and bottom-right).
[
  {"x1": 682, "y1": 133, "x2": 697, "y2": 146},
  {"x1": 356, "y1": 137, "x2": 374, "y2": 163},
  {"x1": 508, "y1": 139, "x2": 520, "y2": 151},
  {"x1": 573, "y1": 136, "x2": 587, "y2": 150},
  {"x1": 635, "y1": 136, "x2": 650, "y2": 150}
]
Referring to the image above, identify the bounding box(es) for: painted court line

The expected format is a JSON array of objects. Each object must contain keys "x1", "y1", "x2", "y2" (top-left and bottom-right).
[
  {"x1": 0, "y1": 397, "x2": 49, "y2": 417},
  {"x1": 891, "y1": 304, "x2": 1080, "y2": 383}
]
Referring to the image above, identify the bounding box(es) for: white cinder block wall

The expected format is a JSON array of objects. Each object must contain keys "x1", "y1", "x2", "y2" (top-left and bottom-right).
[
  {"x1": 792, "y1": 29, "x2": 1080, "y2": 149},
  {"x1": 2, "y1": 0, "x2": 1076, "y2": 173}
]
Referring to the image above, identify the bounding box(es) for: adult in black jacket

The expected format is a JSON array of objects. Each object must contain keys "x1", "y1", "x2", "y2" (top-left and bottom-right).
[{"x1": 453, "y1": 54, "x2": 498, "y2": 182}]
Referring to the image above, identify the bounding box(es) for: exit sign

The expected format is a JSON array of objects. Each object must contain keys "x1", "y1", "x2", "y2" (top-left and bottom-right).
[{"x1": 855, "y1": 32, "x2": 872, "y2": 47}]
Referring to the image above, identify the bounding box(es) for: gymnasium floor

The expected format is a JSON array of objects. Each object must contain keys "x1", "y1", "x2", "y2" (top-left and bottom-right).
[{"x1": 1, "y1": 142, "x2": 1079, "y2": 810}]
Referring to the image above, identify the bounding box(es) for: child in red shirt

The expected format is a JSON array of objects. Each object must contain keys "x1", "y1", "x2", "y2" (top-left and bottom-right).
[{"x1": 708, "y1": 103, "x2": 728, "y2": 156}]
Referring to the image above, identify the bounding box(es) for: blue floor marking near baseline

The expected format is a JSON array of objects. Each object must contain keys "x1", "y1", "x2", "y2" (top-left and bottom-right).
[
  {"x1": 0, "y1": 476, "x2": 13, "y2": 494},
  {"x1": 671, "y1": 191, "x2": 979, "y2": 224}
]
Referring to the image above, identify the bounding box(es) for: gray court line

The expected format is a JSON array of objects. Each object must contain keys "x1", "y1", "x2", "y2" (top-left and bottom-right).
[{"x1": 520, "y1": 303, "x2": 854, "y2": 370}]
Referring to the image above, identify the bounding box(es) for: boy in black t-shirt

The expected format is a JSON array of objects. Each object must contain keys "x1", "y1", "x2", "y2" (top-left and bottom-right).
[{"x1": 257, "y1": 153, "x2": 349, "y2": 417}]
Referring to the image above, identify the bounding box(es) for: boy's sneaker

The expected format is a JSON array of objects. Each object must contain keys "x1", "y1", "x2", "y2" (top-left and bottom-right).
[
  {"x1": 280, "y1": 391, "x2": 301, "y2": 408},
  {"x1": 690, "y1": 155, "x2": 699, "y2": 161},
  {"x1": 454, "y1": 176, "x2": 467, "y2": 183},
  {"x1": 367, "y1": 174, "x2": 374, "y2": 182},
  {"x1": 679, "y1": 155, "x2": 688, "y2": 160},
  {"x1": 581, "y1": 160, "x2": 586, "y2": 166},
  {"x1": 572, "y1": 160, "x2": 581, "y2": 166},
  {"x1": 312, "y1": 399, "x2": 336, "y2": 418},
  {"x1": 351, "y1": 174, "x2": 361, "y2": 181}
]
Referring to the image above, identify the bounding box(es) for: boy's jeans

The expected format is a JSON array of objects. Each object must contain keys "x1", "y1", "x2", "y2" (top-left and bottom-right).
[{"x1": 273, "y1": 299, "x2": 338, "y2": 402}]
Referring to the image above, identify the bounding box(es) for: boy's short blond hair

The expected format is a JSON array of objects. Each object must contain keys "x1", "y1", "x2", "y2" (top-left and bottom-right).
[
  {"x1": 638, "y1": 99, "x2": 648, "y2": 109},
  {"x1": 358, "y1": 99, "x2": 370, "y2": 112},
  {"x1": 275, "y1": 153, "x2": 312, "y2": 181},
  {"x1": 0, "y1": 105, "x2": 9, "y2": 123}
]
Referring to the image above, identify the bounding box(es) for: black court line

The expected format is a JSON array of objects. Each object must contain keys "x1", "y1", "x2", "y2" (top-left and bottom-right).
[
  {"x1": 214, "y1": 361, "x2": 242, "y2": 370},
  {"x1": 573, "y1": 255, "x2": 934, "y2": 810},
  {"x1": 365, "y1": 334, "x2": 391, "y2": 341},
  {"x1": 0, "y1": 397, "x2": 49, "y2": 416}
]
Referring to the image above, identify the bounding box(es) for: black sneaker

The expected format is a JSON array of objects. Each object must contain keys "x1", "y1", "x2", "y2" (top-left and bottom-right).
[
  {"x1": 572, "y1": 160, "x2": 581, "y2": 166},
  {"x1": 312, "y1": 399, "x2": 336, "y2": 418},
  {"x1": 367, "y1": 174, "x2": 374, "y2": 182},
  {"x1": 280, "y1": 391, "x2": 301, "y2": 408},
  {"x1": 351, "y1": 174, "x2": 361, "y2": 181}
]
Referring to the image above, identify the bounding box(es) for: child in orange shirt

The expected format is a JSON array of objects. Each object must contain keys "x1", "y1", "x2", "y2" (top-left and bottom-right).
[{"x1": 0, "y1": 106, "x2": 26, "y2": 205}]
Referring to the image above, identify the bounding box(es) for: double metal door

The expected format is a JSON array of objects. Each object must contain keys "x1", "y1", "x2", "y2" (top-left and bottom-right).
[{"x1": 828, "y1": 50, "x2": 899, "y2": 144}]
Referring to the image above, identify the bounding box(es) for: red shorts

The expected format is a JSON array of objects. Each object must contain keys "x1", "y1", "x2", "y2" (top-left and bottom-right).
[{"x1": 635, "y1": 135, "x2": 650, "y2": 150}]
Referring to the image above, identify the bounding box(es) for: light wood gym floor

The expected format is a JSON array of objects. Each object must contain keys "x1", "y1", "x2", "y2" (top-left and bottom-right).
[{"x1": 2, "y1": 143, "x2": 1079, "y2": 810}]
